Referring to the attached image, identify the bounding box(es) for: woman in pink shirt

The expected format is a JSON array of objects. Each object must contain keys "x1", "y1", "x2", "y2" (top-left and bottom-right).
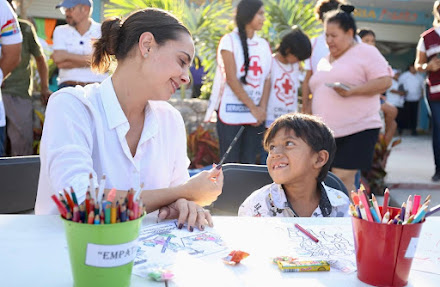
[{"x1": 309, "y1": 5, "x2": 392, "y2": 191}]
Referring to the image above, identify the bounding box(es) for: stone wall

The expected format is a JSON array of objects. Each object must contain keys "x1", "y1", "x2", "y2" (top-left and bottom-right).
[{"x1": 168, "y1": 98, "x2": 217, "y2": 138}]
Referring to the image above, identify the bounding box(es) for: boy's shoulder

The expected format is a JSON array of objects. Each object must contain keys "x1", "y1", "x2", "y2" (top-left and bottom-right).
[
  {"x1": 238, "y1": 183, "x2": 287, "y2": 217},
  {"x1": 322, "y1": 183, "x2": 350, "y2": 207}
]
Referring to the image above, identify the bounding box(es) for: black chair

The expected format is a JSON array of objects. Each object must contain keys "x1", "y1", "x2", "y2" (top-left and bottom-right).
[
  {"x1": 0, "y1": 155, "x2": 40, "y2": 213},
  {"x1": 211, "y1": 163, "x2": 348, "y2": 215}
]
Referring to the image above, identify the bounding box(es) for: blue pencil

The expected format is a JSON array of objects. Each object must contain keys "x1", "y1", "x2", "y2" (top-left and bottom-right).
[
  {"x1": 161, "y1": 236, "x2": 172, "y2": 253},
  {"x1": 370, "y1": 207, "x2": 380, "y2": 223}
]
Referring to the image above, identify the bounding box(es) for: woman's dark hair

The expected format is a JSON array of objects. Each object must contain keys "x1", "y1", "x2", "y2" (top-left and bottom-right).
[
  {"x1": 357, "y1": 28, "x2": 375, "y2": 40},
  {"x1": 92, "y1": 8, "x2": 191, "y2": 73},
  {"x1": 235, "y1": 0, "x2": 263, "y2": 84},
  {"x1": 264, "y1": 113, "x2": 336, "y2": 183},
  {"x1": 314, "y1": 0, "x2": 343, "y2": 22},
  {"x1": 277, "y1": 27, "x2": 312, "y2": 61},
  {"x1": 324, "y1": 5, "x2": 357, "y2": 40}
]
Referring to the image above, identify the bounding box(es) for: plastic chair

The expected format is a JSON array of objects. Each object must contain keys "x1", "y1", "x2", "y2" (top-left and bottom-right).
[
  {"x1": 211, "y1": 163, "x2": 348, "y2": 215},
  {"x1": 0, "y1": 155, "x2": 40, "y2": 213}
]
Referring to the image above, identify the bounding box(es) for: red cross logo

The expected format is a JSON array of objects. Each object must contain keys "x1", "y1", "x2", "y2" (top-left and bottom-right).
[
  {"x1": 274, "y1": 73, "x2": 295, "y2": 106},
  {"x1": 282, "y1": 79, "x2": 292, "y2": 94}
]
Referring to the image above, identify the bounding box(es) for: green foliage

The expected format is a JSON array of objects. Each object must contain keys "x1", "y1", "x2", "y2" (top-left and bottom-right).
[
  {"x1": 262, "y1": 0, "x2": 322, "y2": 50},
  {"x1": 104, "y1": 0, "x2": 319, "y2": 99},
  {"x1": 104, "y1": 0, "x2": 233, "y2": 99}
]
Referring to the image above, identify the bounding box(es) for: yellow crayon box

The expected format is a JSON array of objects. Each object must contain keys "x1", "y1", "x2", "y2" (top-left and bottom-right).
[{"x1": 277, "y1": 260, "x2": 330, "y2": 272}]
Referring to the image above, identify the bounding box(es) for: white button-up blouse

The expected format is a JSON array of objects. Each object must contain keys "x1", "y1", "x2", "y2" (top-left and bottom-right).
[{"x1": 35, "y1": 77, "x2": 190, "y2": 215}]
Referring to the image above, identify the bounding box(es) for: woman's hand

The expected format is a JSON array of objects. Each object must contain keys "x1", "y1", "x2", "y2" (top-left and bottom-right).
[
  {"x1": 332, "y1": 84, "x2": 354, "y2": 97},
  {"x1": 158, "y1": 198, "x2": 213, "y2": 231},
  {"x1": 183, "y1": 165, "x2": 223, "y2": 206},
  {"x1": 250, "y1": 105, "x2": 266, "y2": 126}
]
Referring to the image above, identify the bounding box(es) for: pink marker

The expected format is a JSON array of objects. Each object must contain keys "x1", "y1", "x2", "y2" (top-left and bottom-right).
[{"x1": 412, "y1": 195, "x2": 421, "y2": 216}]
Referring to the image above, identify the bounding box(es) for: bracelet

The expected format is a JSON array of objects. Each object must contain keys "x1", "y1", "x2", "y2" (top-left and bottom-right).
[{"x1": 422, "y1": 63, "x2": 428, "y2": 71}]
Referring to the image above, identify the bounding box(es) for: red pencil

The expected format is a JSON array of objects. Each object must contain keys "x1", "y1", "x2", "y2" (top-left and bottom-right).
[
  {"x1": 295, "y1": 223, "x2": 319, "y2": 243},
  {"x1": 51, "y1": 195, "x2": 68, "y2": 218}
]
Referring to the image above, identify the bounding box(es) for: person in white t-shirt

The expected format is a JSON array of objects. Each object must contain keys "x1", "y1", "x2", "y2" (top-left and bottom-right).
[
  {"x1": 265, "y1": 27, "x2": 311, "y2": 128},
  {"x1": 399, "y1": 64, "x2": 425, "y2": 135},
  {"x1": 52, "y1": 0, "x2": 107, "y2": 88},
  {"x1": 35, "y1": 8, "x2": 223, "y2": 231},
  {"x1": 0, "y1": 0, "x2": 22, "y2": 156},
  {"x1": 204, "y1": 0, "x2": 272, "y2": 164}
]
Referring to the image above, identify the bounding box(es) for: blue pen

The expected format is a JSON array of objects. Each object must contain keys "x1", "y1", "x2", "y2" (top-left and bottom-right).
[
  {"x1": 370, "y1": 207, "x2": 380, "y2": 223},
  {"x1": 412, "y1": 207, "x2": 427, "y2": 223}
]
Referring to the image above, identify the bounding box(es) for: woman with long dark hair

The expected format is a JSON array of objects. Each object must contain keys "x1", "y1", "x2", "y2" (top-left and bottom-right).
[{"x1": 205, "y1": 0, "x2": 272, "y2": 164}]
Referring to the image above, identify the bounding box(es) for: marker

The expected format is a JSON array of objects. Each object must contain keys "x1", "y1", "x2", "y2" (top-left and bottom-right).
[
  {"x1": 412, "y1": 195, "x2": 421, "y2": 216},
  {"x1": 216, "y1": 126, "x2": 245, "y2": 168},
  {"x1": 382, "y1": 188, "x2": 390, "y2": 217},
  {"x1": 295, "y1": 223, "x2": 319, "y2": 243}
]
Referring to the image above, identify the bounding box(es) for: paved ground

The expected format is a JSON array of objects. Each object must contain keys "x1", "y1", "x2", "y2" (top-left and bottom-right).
[{"x1": 382, "y1": 133, "x2": 440, "y2": 215}]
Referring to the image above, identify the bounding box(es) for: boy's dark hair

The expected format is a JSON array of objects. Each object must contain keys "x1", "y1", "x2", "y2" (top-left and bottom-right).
[
  {"x1": 357, "y1": 28, "x2": 375, "y2": 39},
  {"x1": 314, "y1": 0, "x2": 343, "y2": 22},
  {"x1": 277, "y1": 27, "x2": 312, "y2": 61},
  {"x1": 324, "y1": 5, "x2": 357, "y2": 40},
  {"x1": 263, "y1": 113, "x2": 336, "y2": 182}
]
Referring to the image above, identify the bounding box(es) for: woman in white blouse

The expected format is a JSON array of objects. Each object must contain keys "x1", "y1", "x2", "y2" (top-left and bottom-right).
[{"x1": 35, "y1": 8, "x2": 223, "y2": 231}]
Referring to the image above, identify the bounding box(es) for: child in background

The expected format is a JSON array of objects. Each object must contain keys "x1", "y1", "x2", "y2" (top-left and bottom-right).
[
  {"x1": 239, "y1": 113, "x2": 350, "y2": 217},
  {"x1": 265, "y1": 27, "x2": 312, "y2": 127}
]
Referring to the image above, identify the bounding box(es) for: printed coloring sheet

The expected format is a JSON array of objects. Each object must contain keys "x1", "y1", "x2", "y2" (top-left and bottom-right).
[
  {"x1": 282, "y1": 223, "x2": 357, "y2": 273},
  {"x1": 133, "y1": 220, "x2": 227, "y2": 277}
]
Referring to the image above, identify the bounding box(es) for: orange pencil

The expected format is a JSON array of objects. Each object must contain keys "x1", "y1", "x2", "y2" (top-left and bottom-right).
[
  {"x1": 88, "y1": 211, "x2": 95, "y2": 224},
  {"x1": 382, "y1": 188, "x2": 390, "y2": 217},
  {"x1": 350, "y1": 190, "x2": 359, "y2": 205},
  {"x1": 64, "y1": 189, "x2": 75, "y2": 210}
]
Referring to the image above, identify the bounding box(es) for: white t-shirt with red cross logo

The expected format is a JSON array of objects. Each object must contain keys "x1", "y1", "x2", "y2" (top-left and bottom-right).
[
  {"x1": 204, "y1": 29, "x2": 272, "y2": 124},
  {"x1": 265, "y1": 56, "x2": 300, "y2": 128}
]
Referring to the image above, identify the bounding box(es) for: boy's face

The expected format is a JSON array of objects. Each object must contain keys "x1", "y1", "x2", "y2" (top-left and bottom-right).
[{"x1": 266, "y1": 128, "x2": 318, "y2": 185}]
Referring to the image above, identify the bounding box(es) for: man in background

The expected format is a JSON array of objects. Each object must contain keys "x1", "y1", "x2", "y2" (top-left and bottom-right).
[
  {"x1": 2, "y1": 0, "x2": 50, "y2": 156},
  {"x1": 0, "y1": 0, "x2": 22, "y2": 156},
  {"x1": 52, "y1": 0, "x2": 107, "y2": 89}
]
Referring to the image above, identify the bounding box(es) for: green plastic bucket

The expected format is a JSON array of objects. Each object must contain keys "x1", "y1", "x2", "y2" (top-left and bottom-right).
[{"x1": 62, "y1": 215, "x2": 143, "y2": 287}]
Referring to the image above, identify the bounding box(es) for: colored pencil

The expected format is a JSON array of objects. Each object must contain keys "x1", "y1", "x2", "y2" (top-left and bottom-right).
[
  {"x1": 382, "y1": 188, "x2": 390, "y2": 217},
  {"x1": 295, "y1": 223, "x2": 319, "y2": 243}
]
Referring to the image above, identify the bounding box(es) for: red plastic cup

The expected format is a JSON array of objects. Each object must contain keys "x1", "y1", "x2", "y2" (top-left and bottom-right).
[{"x1": 352, "y1": 207, "x2": 423, "y2": 287}]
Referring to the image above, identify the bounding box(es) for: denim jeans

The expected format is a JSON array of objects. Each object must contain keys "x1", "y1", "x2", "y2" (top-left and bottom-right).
[
  {"x1": 429, "y1": 100, "x2": 440, "y2": 173},
  {"x1": 216, "y1": 119, "x2": 265, "y2": 164}
]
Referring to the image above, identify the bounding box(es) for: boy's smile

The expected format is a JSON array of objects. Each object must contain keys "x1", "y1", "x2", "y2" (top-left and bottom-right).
[{"x1": 266, "y1": 128, "x2": 318, "y2": 186}]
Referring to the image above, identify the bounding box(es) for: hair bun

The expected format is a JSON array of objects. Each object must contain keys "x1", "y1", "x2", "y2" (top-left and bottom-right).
[{"x1": 340, "y1": 4, "x2": 355, "y2": 14}]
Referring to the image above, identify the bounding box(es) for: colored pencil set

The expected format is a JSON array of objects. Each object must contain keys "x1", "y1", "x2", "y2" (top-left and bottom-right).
[
  {"x1": 51, "y1": 173, "x2": 145, "y2": 224},
  {"x1": 349, "y1": 188, "x2": 440, "y2": 225}
]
